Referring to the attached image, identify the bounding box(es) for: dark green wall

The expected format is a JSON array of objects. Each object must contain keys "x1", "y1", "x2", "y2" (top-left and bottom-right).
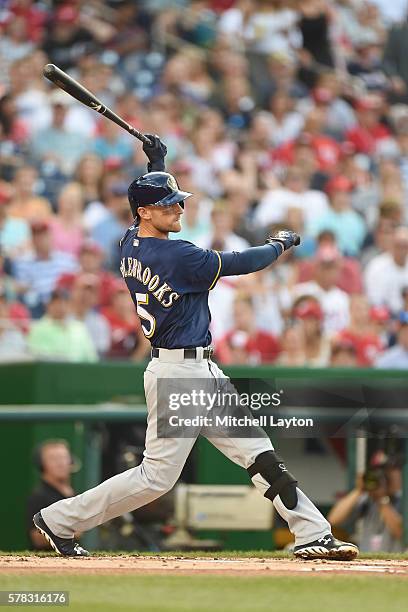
[{"x1": 1, "y1": 363, "x2": 406, "y2": 551}]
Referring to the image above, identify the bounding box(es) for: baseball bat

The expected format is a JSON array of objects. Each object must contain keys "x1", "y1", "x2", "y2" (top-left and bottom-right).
[{"x1": 43, "y1": 63, "x2": 152, "y2": 145}]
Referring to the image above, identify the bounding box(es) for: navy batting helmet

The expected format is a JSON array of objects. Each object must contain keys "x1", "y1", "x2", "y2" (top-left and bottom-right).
[{"x1": 128, "y1": 172, "x2": 192, "y2": 218}]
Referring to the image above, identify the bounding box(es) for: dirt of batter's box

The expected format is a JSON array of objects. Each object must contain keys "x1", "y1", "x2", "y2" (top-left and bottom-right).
[{"x1": 1, "y1": 556, "x2": 408, "y2": 577}]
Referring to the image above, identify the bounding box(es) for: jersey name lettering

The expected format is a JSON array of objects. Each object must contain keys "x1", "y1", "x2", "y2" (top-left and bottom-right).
[{"x1": 120, "y1": 256, "x2": 180, "y2": 308}]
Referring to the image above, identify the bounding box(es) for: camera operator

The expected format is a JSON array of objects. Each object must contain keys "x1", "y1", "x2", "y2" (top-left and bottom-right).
[
  {"x1": 26, "y1": 440, "x2": 79, "y2": 550},
  {"x1": 328, "y1": 454, "x2": 403, "y2": 552}
]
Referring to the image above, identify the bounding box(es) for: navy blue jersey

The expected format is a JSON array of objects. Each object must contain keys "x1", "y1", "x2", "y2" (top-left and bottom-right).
[{"x1": 119, "y1": 226, "x2": 222, "y2": 348}]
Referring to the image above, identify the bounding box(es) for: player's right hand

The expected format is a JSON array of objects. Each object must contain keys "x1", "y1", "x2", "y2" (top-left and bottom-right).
[
  {"x1": 143, "y1": 134, "x2": 167, "y2": 171},
  {"x1": 266, "y1": 230, "x2": 301, "y2": 252}
]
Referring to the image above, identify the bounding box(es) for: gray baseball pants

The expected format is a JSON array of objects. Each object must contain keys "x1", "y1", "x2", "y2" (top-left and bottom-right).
[{"x1": 42, "y1": 350, "x2": 330, "y2": 545}]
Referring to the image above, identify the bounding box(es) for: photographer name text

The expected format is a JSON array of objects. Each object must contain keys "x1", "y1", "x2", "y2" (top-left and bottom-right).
[{"x1": 167, "y1": 415, "x2": 314, "y2": 429}]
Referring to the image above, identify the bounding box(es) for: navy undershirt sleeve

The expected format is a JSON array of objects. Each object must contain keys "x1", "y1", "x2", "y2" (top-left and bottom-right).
[{"x1": 219, "y1": 243, "x2": 283, "y2": 277}]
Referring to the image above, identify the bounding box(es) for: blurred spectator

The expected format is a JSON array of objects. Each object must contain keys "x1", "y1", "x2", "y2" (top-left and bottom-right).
[
  {"x1": 8, "y1": 1, "x2": 47, "y2": 45},
  {"x1": 234, "y1": 269, "x2": 284, "y2": 336},
  {"x1": 298, "y1": 0, "x2": 334, "y2": 69},
  {"x1": 254, "y1": 165, "x2": 329, "y2": 229},
  {"x1": 297, "y1": 230, "x2": 363, "y2": 294},
  {"x1": 57, "y1": 240, "x2": 118, "y2": 310},
  {"x1": 0, "y1": 14, "x2": 34, "y2": 67},
  {"x1": 49, "y1": 183, "x2": 85, "y2": 257},
  {"x1": 375, "y1": 311, "x2": 408, "y2": 368},
  {"x1": 377, "y1": 158, "x2": 405, "y2": 209},
  {"x1": 101, "y1": 280, "x2": 149, "y2": 360},
  {"x1": 13, "y1": 220, "x2": 78, "y2": 317},
  {"x1": 276, "y1": 321, "x2": 307, "y2": 367},
  {"x1": 107, "y1": 0, "x2": 151, "y2": 62},
  {"x1": 244, "y1": 0, "x2": 299, "y2": 57},
  {"x1": 273, "y1": 110, "x2": 342, "y2": 174},
  {"x1": 0, "y1": 92, "x2": 29, "y2": 148},
  {"x1": 69, "y1": 273, "x2": 110, "y2": 357},
  {"x1": 26, "y1": 440, "x2": 77, "y2": 551},
  {"x1": 172, "y1": 161, "x2": 212, "y2": 244},
  {"x1": 7, "y1": 165, "x2": 52, "y2": 221},
  {"x1": 291, "y1": 246, "x2": 350, "y2": 333},
  {"x1": 329, "y1": 337, "x2": 358, "y2": 367},
  {"x1": 0, "y1": 247, "x2": 15, "y2": 298},
  {"x1": 346, "y1": 94, "x2": 391, "y2": 155},
  {"x1": 75, "y1": 154, "x2": 104, "y2": 206},
  {"x1": 0, "y1": 185, "x2": 30, "y2": 257},
  {"x1": 302, "y1": 76, "x2": 356, "y2": 139},
  {"x1": 360, "y1": 216, "x2": 396, "y2": 267},
  {"x1": 93, "y1": 120, "x2": 134, "y2": 165},
  {"x1": 267, "y1": 89, "x2": 304, "y2": 146},
  {"x1": 402, "y1": 286, "x2": 408, "y2": 311},
  {"x1": 8, "y1": 55, "x2": 51, "y2": 136},
  {"x1": 369, "y1": 304, "x2": 391, "y2": 348},
  {"x1": 0, "y1": 286, "x2": 28, "y2": 362},
  {"x1": 90, "y1": 180, "x2": 132, "y2": 268},
  {"x1": 364, "y1": 226, "x2": 408, "y2": 313},
  {"x1": 309, "y1": 175, "x2": 366, "y2": 257},
  {"x1": 28, "y1": 288, "x2": 97, "y2": 362},
  {"x1": 0, "y1": 265, "x2": 31, "y2": 334},
  {"x1": 216, "y1": 295, "x2": 281, "y2": 364},
  {"x1": 347, "y1": 31, "x2": 388, "y2": 93},
  {"x1": 201, "y1": 204, "x2": 250, "y2": 251},
  {"x1": 328, "y1": 453, "x2": 403, "y2": 552},
  {"x1": 292, "y1": 297, "x2": 330, "y2": 366},
  {"x1": 30, "y1": 89, "x2": 91, "y2": 176},
  {"x1": 174, "y1": 192, "x2": 212, "y2": 245},
  {"x1": 336, "y1": 294, "x2": 384, "y2": 366},
  {"x1": 383, "y1": 14, "x2": 408, "y2": 99},
  {"x1": 42, "y1": 4, "x2": 101, "y2": 72}
]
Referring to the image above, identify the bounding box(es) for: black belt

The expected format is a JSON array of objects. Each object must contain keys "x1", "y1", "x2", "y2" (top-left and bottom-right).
[{"x1": 151, "y1": 347, "x2": 213, "y2": 359}]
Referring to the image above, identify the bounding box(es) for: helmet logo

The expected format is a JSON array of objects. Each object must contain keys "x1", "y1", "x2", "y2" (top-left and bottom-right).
[{"x1": 167, "y1": 175, "x2": 178, "y2": 192}]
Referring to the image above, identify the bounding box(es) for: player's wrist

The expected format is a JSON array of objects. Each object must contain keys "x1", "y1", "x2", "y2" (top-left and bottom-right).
[
  {"x1": 148, "y1": 159, "x2": 166, "y2": 172},
  {"x1": 267, "y1": 240, "x2": 285, "y2": 255}
]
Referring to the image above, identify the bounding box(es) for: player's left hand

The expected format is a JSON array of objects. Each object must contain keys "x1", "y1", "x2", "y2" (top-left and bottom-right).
[
  {"x1": 266, "y1": 230, "x2": 301, "y2": 252},
  {"x1": 143, "y1": 134, "x2": 167, "y2": 171}
]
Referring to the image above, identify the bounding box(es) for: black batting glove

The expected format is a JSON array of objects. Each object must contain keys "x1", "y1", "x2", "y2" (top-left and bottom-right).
[
  {"x1": 266, "y1": 230, "x2": 301, "y2": 253},
  {"x1": 143, "y1": 134, "x2": 167, "y2": 172}
]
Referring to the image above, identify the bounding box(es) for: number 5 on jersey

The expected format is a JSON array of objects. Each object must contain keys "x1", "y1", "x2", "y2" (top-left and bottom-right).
[{"x1": 135, "y1": 293, "x2": 156, "y2": 338}]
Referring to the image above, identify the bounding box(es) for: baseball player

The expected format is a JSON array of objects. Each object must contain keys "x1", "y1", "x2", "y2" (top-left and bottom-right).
[{"x1": 34, "y1": 136, "x2": 359, "y2": 561}]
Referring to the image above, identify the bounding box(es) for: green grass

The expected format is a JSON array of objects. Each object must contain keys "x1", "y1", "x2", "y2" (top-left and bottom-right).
[
  {"x1": 0, "y1": 550, "x2": 407, "y2": 560},
  {"x1": 0, "y1": 574, "x2": 406, "y2": 612}
]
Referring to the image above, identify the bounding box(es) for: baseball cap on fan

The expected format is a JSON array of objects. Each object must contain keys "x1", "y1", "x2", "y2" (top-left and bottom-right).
[
  {"x1": 355, "y1": 94, "x2": 383, "y2": 113},
  {"x1": 80, "y1": 240, "x2": 103, "y2": 256},
  {"x1": 325, "y1": 175, "x2": 353, "y2": 196},
  {"x1": 369, "y1": 305, "x2": 390, "y2": 323},
  {"x1": 0, "y1": 184, "x2": 12, "y2": 206},
  {"x1": 54, "y1": 5, "x2": 79, "y2": 24},
  {"x1": 294, "y1": 299, "x2": 323, "y2": 321}
]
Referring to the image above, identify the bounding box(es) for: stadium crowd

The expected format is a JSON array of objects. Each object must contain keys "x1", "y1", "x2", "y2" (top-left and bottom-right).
[{"x1": 1, "y1": 0, "x2": 408, "y2": 367}]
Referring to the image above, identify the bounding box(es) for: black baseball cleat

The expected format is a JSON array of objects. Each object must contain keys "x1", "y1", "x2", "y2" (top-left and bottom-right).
[
  {"x1": 293, "y1": 534, "x2": 359, "y2": 561},
  {"x1": 33, "y1": 512, "x2": 89, "y2": 557}
]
